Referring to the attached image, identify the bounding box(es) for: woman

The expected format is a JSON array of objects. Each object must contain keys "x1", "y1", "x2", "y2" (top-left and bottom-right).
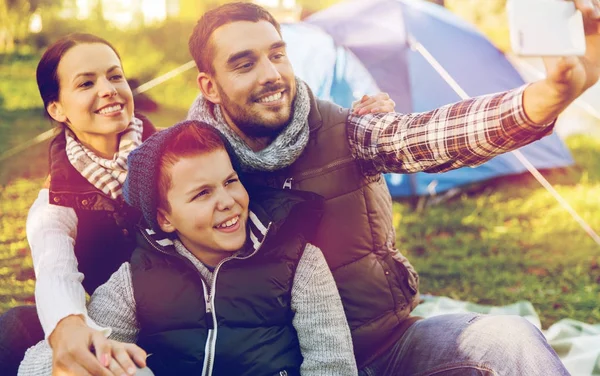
[{"x1": 0, "y1": 33, "x2": 153, "y2": 376}]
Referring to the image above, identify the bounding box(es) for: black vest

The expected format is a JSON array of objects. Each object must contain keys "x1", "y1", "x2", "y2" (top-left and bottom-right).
[
  {"x1": 48, "y1": 114, "x2": 155, "y2": 293},
  {"x1": 241, "y1": 91, "x2": 420, "y2": 367},
  {"x1": 131, "y1": 188, "x2": 324, "y2": 376}
]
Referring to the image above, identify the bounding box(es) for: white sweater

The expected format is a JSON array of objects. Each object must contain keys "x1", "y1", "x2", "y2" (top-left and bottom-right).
[{"x1": 26, "y1": 189, "x2": 109, "y2": 337}]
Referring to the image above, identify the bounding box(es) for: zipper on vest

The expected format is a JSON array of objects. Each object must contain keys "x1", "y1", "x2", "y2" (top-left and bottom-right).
[
  {"x1": 201, "y1": 280, "x2": 216, "y2": 376},
  {"x1": 293, "y1": 156, "x2": 354, "y2": 183},
  {"x1": 282, "y1": 177, "x2": 293, "y2": 189},
  {"x1": 140, "y1": 223, "x2": 273, "y2": 376},
  {"x1": 139, "y1": 227, "x2": 220, "y2": 376},
  {"x1": 200, "y1": 222, "x2": 272, "y2": 376}
]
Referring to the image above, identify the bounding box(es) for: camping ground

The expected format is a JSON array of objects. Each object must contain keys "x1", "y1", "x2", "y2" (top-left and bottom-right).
[{"x1": 1, "y1": 38, "x2": 600, "y2": 330}]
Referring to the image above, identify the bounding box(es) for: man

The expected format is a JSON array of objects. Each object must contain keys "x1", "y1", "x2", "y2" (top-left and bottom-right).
[{"x1": 186, "y1": 2, "x2": 599, "y2": 374}]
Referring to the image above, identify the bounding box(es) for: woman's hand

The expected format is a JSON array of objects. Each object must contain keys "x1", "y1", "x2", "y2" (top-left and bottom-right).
[
  {"x1": 351, "y1": 92, "x2": 396, "y2": 115},
  {"x1": 105, "y1": 340, "x2": 148, "y2": 376},
  {"x1": 49, "y1": 315, "x2": 146, "y2": 376}
]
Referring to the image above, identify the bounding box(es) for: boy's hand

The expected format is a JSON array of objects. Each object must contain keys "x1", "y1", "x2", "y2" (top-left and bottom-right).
[
  {"x1": 351, "y1": 92, "x2": 396, "y2": 115},
  {"x1": 49, "y1": 315, "x2": 146, "y2": 375}
]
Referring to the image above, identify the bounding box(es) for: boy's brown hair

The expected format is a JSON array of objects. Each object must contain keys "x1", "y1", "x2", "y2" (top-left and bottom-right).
[
  {"x1": 157, "y1": 124, "x2": 227, "y2": 213},
  {"x1": 123, "y1": 121, "x2": 234, "y2": 230}
]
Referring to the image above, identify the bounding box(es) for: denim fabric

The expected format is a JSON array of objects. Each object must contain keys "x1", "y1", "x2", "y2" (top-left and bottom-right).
[
  {"x1": 0, "y1": 306, "x2": 44, "y2": 376},
  {"x1": 359, "y1": 313, "x2": 569, "y2": 376}
]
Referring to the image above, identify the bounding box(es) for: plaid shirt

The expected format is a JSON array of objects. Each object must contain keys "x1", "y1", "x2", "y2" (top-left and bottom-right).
[{"x1": 348, "y1": 85, "x2": 554, "y2": 175}]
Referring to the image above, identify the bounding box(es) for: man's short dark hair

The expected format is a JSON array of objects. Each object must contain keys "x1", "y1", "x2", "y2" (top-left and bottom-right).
[{"x1": 189, "y1": 2, "x2": 282, "y2": 75}]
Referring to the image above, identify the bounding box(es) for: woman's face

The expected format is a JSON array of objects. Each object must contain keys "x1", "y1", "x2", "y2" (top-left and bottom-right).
[{"x1": 48, "y1": 43, "x2": 134, "y2": 147}]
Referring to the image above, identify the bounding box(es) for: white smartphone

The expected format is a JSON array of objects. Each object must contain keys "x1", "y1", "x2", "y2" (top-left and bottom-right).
[{"x1": 507, "y1": 0, "x2": 586, "y2": 56}]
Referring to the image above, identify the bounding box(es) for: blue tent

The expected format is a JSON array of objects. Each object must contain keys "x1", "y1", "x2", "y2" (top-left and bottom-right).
[
  {"x1": 281, "y1": 23, "x2": 380, "y2": 107},
  {"x1": 283, "y1": 0, "x2": 574, "y2": 197}
]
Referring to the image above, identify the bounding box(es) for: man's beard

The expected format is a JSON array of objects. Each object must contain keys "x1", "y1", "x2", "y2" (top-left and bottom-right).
[{"x1": 217, "y1": 83, "x2": 294, "y2": 139}]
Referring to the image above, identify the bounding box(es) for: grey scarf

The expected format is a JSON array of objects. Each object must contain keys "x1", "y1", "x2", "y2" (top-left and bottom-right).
[{"x1": 186, "y1": 78, "x2": 310, "y2": 172}]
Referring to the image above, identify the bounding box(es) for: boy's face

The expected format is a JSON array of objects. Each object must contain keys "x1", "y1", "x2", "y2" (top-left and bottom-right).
[{"x1": 158, "y1": 149, "x2": 250, "y2": 266}]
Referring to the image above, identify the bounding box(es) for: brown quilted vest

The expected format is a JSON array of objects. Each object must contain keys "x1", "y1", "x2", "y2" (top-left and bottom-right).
[{"x1": 242, "y1": 92, "x2": 421, "y2": 368}]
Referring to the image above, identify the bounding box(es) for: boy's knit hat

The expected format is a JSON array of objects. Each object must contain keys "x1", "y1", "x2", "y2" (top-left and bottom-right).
[{"x1": 123, "y1": 120, "x2": 234, "y2": 230}]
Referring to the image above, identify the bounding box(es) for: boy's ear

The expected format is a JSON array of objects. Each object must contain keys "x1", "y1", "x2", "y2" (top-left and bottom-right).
[
  {"x1": 157, "y1": 208, "x2": 176, "y2": 233},
  {"x1": 47, "y1": 102, "x2": 67, "y2": 123},
  {"x1": 197, "y1": 72, "x2": 221, "y2": 105}
]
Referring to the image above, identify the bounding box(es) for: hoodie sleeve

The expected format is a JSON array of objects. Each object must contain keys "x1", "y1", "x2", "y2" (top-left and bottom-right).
[
  {"x1": 87, "y1": 262, "x2": 140, "y2": 343},
  {"x1": 291, "y1": 243, "x2": 358, "y2": 376}
]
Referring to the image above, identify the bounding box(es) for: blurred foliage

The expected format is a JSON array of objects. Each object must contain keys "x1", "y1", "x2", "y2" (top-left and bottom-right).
[
  {"x1": 0, "y1": 0, "x2": 59, "y2": 53},
  {"x1": 295, "y1": 0, "x2": 343, "y2": 13},
  {"x1": 445, "y1": 0, "x2": 511, "y2": 51},
  {"x1": 0, "y1": 52, "x2": 40, "y2": 110},
  {"x1": 0, "y1": 177, "x2": 39, "y2": 313},
  {"x1": 14, "y1": 15, "x2": 200, "y2": 112}
]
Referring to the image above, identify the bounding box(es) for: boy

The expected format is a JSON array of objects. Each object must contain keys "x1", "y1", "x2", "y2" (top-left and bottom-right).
[{"x1": 19, "y1": 120, "x2": 357, "y2": 376}]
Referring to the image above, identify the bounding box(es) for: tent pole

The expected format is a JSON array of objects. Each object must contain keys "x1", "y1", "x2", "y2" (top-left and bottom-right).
[{"x1": 407, "y1": 34, "x2": 600, "y2": 247}]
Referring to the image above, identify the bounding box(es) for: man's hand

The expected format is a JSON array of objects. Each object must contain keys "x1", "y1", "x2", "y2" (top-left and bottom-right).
[
  {"x1": 524, "y1": 0, "x2": 600, "y2": 124},
  {"x1": 351, "y1": 92, "x2": 396, "y2": 115},
  {"x1": 50, "y1": 315, "x2": 146, "y2": 376}
]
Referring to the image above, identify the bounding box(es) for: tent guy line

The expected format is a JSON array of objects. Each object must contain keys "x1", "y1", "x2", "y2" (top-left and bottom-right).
[{"x1": 409, "y1": 35, "x2": 600, "y2": 247}]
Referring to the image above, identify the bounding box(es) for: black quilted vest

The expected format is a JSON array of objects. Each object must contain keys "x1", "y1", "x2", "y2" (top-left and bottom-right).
[
  {"x1": 131, "y1": 188, "x2": 324, "y2": 376},
  {"x1": 47, "y1": 114, "x2": 155, "y2": 293}
]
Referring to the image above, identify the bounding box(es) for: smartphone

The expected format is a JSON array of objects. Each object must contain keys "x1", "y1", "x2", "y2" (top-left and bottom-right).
[{"x1": 507, "y1": 0, "x2": 586, "y2": 56}]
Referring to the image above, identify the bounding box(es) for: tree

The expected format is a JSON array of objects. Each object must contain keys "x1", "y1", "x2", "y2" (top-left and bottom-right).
[
  {"x1": 0, "y1": 0, "x2": 57, "y2": 53},
  {"x1": 445, "y1": 0, "x2": 510, "y2": 51}
]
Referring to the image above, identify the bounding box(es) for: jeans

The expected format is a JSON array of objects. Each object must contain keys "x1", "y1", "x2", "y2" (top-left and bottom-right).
[
  {"x1": 0, "y1": 306, "x2": 44, "y2": 376},
  {"x1": 359, "y1": 313, "x2": 569, "y2": 376}
]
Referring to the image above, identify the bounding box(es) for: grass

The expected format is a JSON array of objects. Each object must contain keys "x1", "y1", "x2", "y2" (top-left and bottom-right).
[
  {"x1": 394, "y1": 135, "x2": 600, "y2": 327},
  {"x1": 1, "y1": 55, "x2": 599, "y2": 330}
]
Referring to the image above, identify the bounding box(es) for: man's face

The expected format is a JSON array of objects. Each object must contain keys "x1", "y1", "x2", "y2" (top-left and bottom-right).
[{"x1": 206, "y1": 20, "x2": 297, "y2": 139}]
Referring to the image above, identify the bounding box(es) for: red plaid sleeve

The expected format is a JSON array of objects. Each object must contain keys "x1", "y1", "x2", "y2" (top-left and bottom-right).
[{"x1": 348, "y1": 85, "x2": 555, "y2": 174}]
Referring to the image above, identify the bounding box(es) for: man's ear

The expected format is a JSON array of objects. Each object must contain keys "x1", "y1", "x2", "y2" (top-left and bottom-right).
[
  {"x1": 157, "y1": 208, "x2": 176, "y2": 233},
  {"x1": 197, "y1": 72, "x2": 221, "y2": 105},
  {"x1": 47, "y1": 102, "x2": 67, "y2": 123}
]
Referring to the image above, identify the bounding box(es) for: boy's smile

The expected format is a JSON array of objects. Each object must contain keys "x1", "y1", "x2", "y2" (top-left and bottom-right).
[{"x1": 158, "y1": 149, "x2": 250, "y2": 267}]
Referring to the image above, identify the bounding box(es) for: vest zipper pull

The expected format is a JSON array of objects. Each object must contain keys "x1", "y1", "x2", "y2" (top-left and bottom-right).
[
  {"x1": 283, "y1": 177, "x2": 293, "y2": 189},
  {"x1": 205, "y1": 299, "x2": 214, "y2": 329}
]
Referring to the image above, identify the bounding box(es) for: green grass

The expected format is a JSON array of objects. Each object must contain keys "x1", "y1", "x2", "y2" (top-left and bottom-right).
[{"x1": 394, "y1": 135, "x2": 600, "y2": 327}]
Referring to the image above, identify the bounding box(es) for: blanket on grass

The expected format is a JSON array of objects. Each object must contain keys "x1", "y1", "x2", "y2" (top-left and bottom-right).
[{"x1": 413, "y1": 295, "x2": 600, "y2": 376}]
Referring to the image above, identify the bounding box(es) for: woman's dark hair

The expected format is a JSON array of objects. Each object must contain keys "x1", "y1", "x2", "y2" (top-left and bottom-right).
[{"x1": 36, "y1": 33, "x2": 121, "y2": 119}]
